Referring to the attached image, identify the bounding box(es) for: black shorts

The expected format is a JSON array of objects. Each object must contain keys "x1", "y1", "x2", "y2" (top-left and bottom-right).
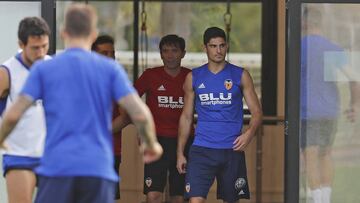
[
  {"x1": 114, "y1": 155, "x2": 121, "y2": 199},
  {"x1": 143, "y1": 136, "x2": 194, "y2": 196},
  {"x1": 300, "y1": 119, "x2": 337, "y2": 149}
]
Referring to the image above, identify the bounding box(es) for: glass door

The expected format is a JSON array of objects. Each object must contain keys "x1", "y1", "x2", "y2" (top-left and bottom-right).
[{"x1": 286, "y1": 1, "x2": 360, "y2": 202}]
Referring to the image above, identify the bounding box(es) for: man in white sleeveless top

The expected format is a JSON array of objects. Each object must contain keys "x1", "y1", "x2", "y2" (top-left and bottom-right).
[{"x1": 0, "y1": 16, "x2": 50, "y2": 203}]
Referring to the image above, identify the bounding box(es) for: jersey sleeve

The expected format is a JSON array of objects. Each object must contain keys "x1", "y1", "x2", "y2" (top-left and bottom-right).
[
  {"x1": 112, "y1": 63, "x2": 136, "y2": 102},
  {"x1": 134, "y1": 70, "x2": 149, "y2": 96},
  {"x1": 20, "y1": 64, "x2": 43, "y2": 102}
]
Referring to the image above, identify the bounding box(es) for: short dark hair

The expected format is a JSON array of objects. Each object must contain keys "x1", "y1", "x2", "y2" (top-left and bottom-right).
[
  {"x1": 203, "y1": 27, "x2": 226, "y2": 45},
  {"x1": 91, "y1": 35, "x2": 114, "y2": 51},
  {"x1": 302, "y1": 7, "x2": 323, "y2": 29},
  {"x1": 159, "y1": 34, "x2": 185, "y2": 52},
  {"x1": 18, "y1": 17, "x2": 50, "y2": 45},
  {"x1": 64, "y1": 3, "x2": 97, "y2": 37}
]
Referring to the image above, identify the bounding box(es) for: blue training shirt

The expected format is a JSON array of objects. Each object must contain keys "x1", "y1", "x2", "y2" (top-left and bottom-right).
[
  {"x1": 300, "y1": 35, "x2": 347, "y2": 119},
  {"x1": 21, "y1": 48, "x2": 135, "y2": 181},
  {"x1": 192, "y1": 62, "x2": 244, "y2": 149}
]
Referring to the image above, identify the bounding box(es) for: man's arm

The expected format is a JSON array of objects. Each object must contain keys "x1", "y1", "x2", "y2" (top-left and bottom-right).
[
  {"x1": 0, "y1": 95, "x2": 33, "y2": 147},
  {"x1": 177, "y1": 72, "x2": 194, "y2": 174},
  {"x1": 345, "y1": 81, "x2": 360, "y2": 122},
  {"x1": 233, "y1": 70, "x2": 263, "y2": 151},
  {"x1": 112, "y1": 107, "x2": 131, "y2": 134},
  {"x1": 113, "y1": 71, "x2": 148, "y2": 134},
  {"x1": 328, "y1": 61, "x2": 358, "y2": 121},
  {"x1": 0, "y1": 67, "x2": 10, "y2": 98},
  {"x1": 339, "y1": 65, "x2": 360, "y2": 122},
  {"x1": 117, "y1": 93, "x2": 162, "y2": 163}
]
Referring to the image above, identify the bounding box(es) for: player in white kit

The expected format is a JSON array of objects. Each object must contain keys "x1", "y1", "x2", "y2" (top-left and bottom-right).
[{"x1": 0, "y1": 16, "x2": 50, "y2": 203}]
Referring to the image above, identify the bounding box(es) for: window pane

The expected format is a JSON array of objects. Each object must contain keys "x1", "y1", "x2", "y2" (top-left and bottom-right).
[
  {"x1": 0, "y1": 2, "x2": 41, "y2": 62},
  {"x1": 300, "y1": 3, "x2": 360, "y2": 203},
  {"x1": 56, "y1": 1, "x2": 134, "y2": 79}
]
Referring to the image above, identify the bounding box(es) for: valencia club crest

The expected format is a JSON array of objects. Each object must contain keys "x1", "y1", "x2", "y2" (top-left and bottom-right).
[
  {"x1": 224, "y1": 79, "x2": 233, "y2": 90},
  {"x1": 145, "y1": 177, "x2": 152, "y2": 187}
]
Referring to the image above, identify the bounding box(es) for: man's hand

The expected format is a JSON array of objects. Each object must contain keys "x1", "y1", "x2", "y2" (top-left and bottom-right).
[
  {"x1": 141, "y1": 142, "x2": 163, "y2": 164},
  {"x1": 176, "y1": 153, "x2": 187, "y2": 174},
  {"x1": 345, "y1": 106, "x2": 357, "y2": 123},
  {"x1": 232, "y1": 131, "x2": 254, "y2": 151}
]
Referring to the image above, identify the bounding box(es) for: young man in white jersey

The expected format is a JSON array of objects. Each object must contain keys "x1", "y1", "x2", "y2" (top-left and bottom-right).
[
  {"x1": 0, "y1": 16, "x2": 50, "y2": 203},
  {"x1": 0, "y1": 4, "x2": 162, "y2": 203},
  {"x1": 177, "y1": 27, "x2": 262, "y2": 203}
]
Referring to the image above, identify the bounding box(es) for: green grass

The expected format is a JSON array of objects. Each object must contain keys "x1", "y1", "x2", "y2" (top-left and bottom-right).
[{"x1": 332, "y1": 166, "x2": 360, "y2": 203}]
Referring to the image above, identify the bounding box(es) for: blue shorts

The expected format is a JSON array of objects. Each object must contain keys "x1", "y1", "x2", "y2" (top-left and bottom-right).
[
  {"x1": 185, "y1": 145, "x2": 250, "y2": 202},
  {"x1": 35, "y1": 176, "x2": 116, "y2": 203},
  {"x1": 2, "y1": 154, "x2": 40, "y2": 176}
]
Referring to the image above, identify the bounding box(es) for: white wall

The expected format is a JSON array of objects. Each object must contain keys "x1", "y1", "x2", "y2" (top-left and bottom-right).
[{"x1": 0, "y1": 2, "x2": 41, "y2": 62}]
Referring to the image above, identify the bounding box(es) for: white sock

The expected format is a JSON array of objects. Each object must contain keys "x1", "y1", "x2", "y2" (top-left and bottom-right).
[
  {"x1": 311, "y1": 188, "x2": 322, "y2": 203},
  {"x1": 321, "y1": 187, "x2": 332, "y2": 203}
]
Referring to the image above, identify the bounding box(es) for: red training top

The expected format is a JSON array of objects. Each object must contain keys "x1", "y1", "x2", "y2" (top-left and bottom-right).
[{"x1": 134, "y1": 66, "x2": 191, "y2": 138}]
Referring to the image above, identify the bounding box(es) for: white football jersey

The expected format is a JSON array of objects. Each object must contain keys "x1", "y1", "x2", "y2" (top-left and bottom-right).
[{"x1": 1, "y1": 54, "x2": 49, "y2": 157}]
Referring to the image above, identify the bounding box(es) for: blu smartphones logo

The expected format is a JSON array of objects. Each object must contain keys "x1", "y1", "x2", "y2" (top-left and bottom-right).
[
  {"x1": 199, "y1": 93, "x2": 232, "y2": 105},
  {"x1": 157, "y1": 96, "x2": 184, "y2": 109}
]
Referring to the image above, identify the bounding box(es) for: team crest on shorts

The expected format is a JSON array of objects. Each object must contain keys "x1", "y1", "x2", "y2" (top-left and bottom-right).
[
  {"x1": 224, "y1": 79, "x2": 233, "y2": 90},
  {"x1": 235, "y1": 178, "x2": 246, "y2": 190},
  {"x1": 185, "y1": 183, "x2": 191, "y2": 193},
  {"x1": 145, "y1": 177, "x2": 152, "y2": 187}
]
